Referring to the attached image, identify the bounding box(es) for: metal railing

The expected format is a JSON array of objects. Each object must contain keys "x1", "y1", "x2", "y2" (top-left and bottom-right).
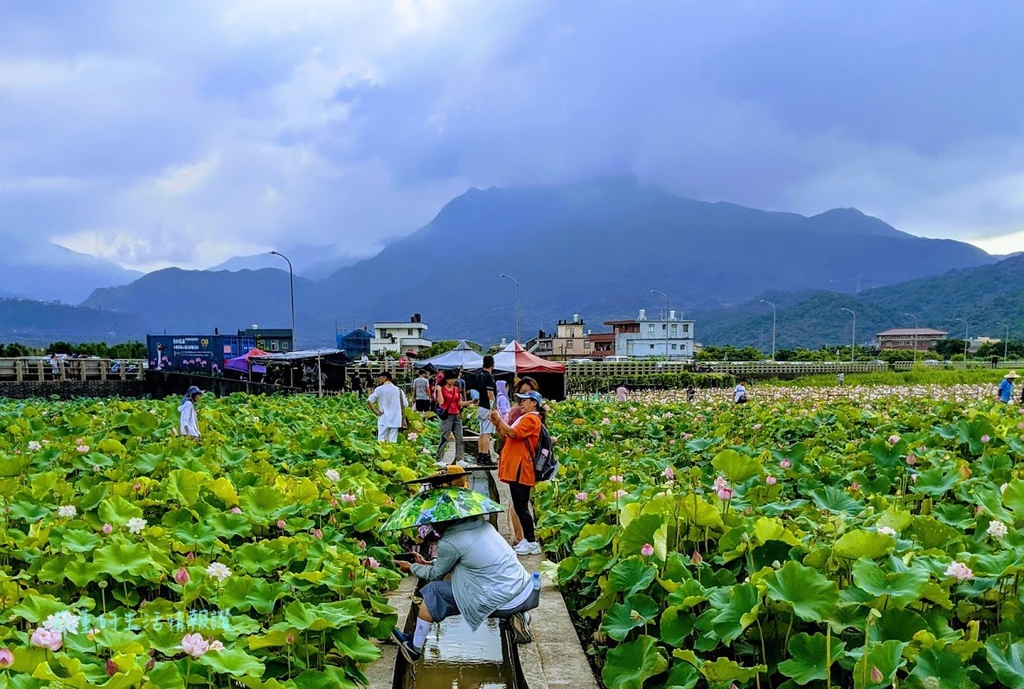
[{"x1": 0, "y1": 358, "x2": 147, "y2": 383}]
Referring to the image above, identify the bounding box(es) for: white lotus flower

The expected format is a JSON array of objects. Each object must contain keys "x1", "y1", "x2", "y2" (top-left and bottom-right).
[
  {"x1": 43, "y1": 610, "x2": 80, "y2": 634},
  {"x1": 125, "y1": 517, "x2": 147, "y2": 535},
  {"x1": 206, "y1": 562, "x2": 232, "y2": 582},
  {"x1": 876, "y1": 526, "x2": 896, "y2": 537},
  {"x1": 57, "y1": 505, "x2": 77, "y2": 518},
  {"x1": 325, "y1": 469, "x2": 340, "y2": 483},
  {"x1": 987, "y1": 520, "x2": 1008, "y2": 539}
]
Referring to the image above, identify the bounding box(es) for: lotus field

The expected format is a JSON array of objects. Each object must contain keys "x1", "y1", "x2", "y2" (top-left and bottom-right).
[
  {"x1": 536, "y1": 387, "x2": 1024, "y2": 689},
  {"x1": 0, "y1": 395, "x2": 435, "y2": 688}
]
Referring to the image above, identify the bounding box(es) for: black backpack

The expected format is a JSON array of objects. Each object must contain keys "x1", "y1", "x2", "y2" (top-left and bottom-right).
[{"x1": 530, "y1": 423, "x2": 559, "y2": 482}]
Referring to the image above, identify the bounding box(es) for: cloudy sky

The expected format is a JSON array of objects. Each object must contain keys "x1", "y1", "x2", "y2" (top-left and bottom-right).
[{"x1": 3, "y1": 0, "x2": 1023, "y2": 272}]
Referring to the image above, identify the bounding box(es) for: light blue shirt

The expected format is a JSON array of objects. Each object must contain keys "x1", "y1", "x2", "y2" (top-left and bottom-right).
[{"x1": 411, "y1": 518, "x2": 531, "y2": 630}]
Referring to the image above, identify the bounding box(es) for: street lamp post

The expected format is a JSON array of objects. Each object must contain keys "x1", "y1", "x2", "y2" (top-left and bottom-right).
[
  {"x1": 269, "y1": 251, "x2": 295, "y2": 346},
  {"x1": 956, "y1": 318, "x2": 970, "y2": 360},
  {"x1": 651, "y1": 289, "x2": 669, "y2": 360},
  {"x1": 840, "y1": 308, "x2": 856, "y2": 362},
  {"x1": 500, "y1": 274, "x2": 521, "y2": 343},
  {"x1": 760, "y1": 300, "x2": 777, "y2": 361},
  {"x1": 998, "y1": 322, "x2": 1010, "y2": 361},
  {"x1": 904, "y1": 313, "x2": 919, "y2": 365}
]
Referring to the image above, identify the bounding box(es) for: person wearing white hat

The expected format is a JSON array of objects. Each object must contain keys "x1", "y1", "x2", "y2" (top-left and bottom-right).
[{"x1": 998, "y1": 371, "x2": 1019, "y2": 403}]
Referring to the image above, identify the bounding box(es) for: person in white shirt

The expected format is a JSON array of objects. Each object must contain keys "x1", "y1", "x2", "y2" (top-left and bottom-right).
[
  {"x1": 178, "y1": 386, "x2": 202, "y2": 438},
  {"x1": 367, "y1": 372, "x2": 408, "y2": 442},
  {"x1": 733, "y1": 379, "x2": 748, "y2": 404}
]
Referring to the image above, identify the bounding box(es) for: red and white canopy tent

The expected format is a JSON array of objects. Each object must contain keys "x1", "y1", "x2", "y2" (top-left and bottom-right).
[{"x1": 468, "y1": 341, "x2": 566, "y2": 400}]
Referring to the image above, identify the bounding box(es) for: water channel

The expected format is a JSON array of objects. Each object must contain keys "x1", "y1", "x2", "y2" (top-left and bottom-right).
[{"x1": 396, "y1": 458, "x2": 521, "y2": 689}]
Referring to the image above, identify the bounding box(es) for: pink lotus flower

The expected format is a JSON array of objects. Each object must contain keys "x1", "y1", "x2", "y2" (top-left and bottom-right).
[
  {"x1": 779, "y1": 459, "x2": 791, "y2": 470},
  {"x1": 640, "y1": 543, "x2": 655, "y2": 557},
  {"x1": 231, "y1": 507, "x2": 242, "y2": 515},
  {"x1": 340, "y1": 493, "x2": 357, "y2": 504},
  {"x1": 30, "y1": 627, "x2": 62, "y2": 651},
  {"x1": 713, "y1": 476, "x2": 729, "y2": 491},
  {"x1": 850, "y1": 481, "x2": 860, "y2": 492},
  {"x1": 608, "y1": 475, "x2": 624, "y2": 484},
  {"x1": 663, "y1": 467, "x2": 675, "y2": 481},
  {"x1": 106, "y1": 658, "x2": 119, "y2": 676},
  {"x1": 888, "y1": 434, "x2": 900, "y2": 445},
  {"x1": 575, "y1": 491, "x2": 588, "y2": 501},
  {"x1": 209, "y1": 640, "x2": 224, "y2": 652},
  {"x1": 597, "y1": 492, "x2": 605, "y2": 501},
  {"x1": 717, "y1": 487, "x2": 733, "y2": 501},
  {"x1": 365, "y1": 557, "x2": 380, "y2": 569},
  {"x1": 765, "y1": 475, "x2": 777, "y2": 486},
  {"x1": 945, "y1": 561, "x2": 974, "y2": 581},
  {"x1": 76, "y1": 445, "x2": 89, "y2": 454},
  {"x1": 0, "y1": 648, "x2": 13, "y2": 668},
  {"x1": 905, "y1": 454, "x2": 916, "y2": 466},
  {"x1": 180, "y1": 633, "x2": 209, "y2": 657},
  {"x1": 358, "y1": 539, "x2": 367, "y2": 549},
  {"x1": 276, "y1": 520, "x2": 286, "y2": 529},
  {"x1": 174, "y1": 568, "x2": 190, "y2": 585},
  {"x1": 101, "y1": 523, "x2": 113, "y2": 535},
  {"x1": 690, "y1": 550, "x2": 703, "y2": 564},
  {"x1": 313, "y1": 529, "x2": 323, "y2": 540},
  {"x1": 981, "y1": 434, "x2": 991, "y2": 444},
  {"x1": 612, "y1": 489, "x2": 628, "y2": 499}
]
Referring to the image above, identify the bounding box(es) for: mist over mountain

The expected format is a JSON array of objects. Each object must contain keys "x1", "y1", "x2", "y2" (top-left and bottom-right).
[{"x1": 0, "y1": 239, "x2": 141, "y2": 304}]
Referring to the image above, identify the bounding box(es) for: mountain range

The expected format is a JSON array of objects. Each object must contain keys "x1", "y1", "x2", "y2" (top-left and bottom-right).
[{"x1": 2, "y1": 177, "x2": 1018, "y2": 349}]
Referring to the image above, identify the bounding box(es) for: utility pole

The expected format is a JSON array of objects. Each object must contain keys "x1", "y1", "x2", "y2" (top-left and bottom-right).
[
  {"x1": 998, "y1": 322, "x2": 1010, "y2": 360},
  {"x1": 500, "y1": 274, "x2": 521, "y2": 343},
  {"x1": 956, "y1": 318, "x2": 970, "y2": 360},
  {"x1": 760, "y1": 300, "x2": 777, "y2": 361},
  {"x1": 840, "y1": 308, "x2": 856, "y2": 362},
  {"x1": 651, "y1": 289, "x2": 669, "y2": 360},
  {"x1": 270, "y1": 251, "x2": 296, "y2": 347}
]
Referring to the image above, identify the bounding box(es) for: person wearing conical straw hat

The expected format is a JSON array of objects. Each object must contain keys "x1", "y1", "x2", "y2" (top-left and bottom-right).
[
  {"x1": 384, "y1": 471, "x2": 538, "y2": 664},
  {"x1": 998, "y1": 371, "x2": 1018, "y2": 403}
]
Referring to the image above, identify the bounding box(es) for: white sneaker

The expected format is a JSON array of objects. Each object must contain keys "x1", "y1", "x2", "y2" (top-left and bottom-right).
[
  {"x1": 517, "y1": 541, "x2": 541, "y2": 556},
  {"x1": 512, "y1": 540, "x2": 531, "y2": 553}
]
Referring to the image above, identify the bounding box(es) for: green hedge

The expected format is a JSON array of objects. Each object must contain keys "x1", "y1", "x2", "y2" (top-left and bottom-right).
[{"x1": 567, "y1": 372, "x2": 733, "y2": 394}]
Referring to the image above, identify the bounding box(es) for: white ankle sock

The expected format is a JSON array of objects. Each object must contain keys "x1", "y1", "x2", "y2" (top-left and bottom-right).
[{"x1": 413, "y1": 618, "x2": 431, "y2": 650}]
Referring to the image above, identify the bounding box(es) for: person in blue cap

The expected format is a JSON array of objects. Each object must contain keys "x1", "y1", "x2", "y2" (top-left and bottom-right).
[{"x1": 178, "y1": 386, "x2": 203, "y2": 439}]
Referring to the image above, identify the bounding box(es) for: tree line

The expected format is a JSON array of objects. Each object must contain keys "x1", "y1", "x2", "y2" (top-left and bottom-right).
[{"x1": 0, "y1": 341, "x2": 147, "y2": 358}]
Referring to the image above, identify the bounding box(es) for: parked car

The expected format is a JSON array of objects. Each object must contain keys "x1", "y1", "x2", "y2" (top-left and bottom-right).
[
  {"x1": 569, "y1": 358, "x2": 595, "y2": 364},
  {"x1": 603, "y1": 356, "x2": 631, "y2": 363}
]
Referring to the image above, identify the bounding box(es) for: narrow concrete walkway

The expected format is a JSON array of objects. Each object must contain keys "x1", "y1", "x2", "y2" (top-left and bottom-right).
[{"x1": 367, "y1": 433, "x2": 598, "y2": 689}]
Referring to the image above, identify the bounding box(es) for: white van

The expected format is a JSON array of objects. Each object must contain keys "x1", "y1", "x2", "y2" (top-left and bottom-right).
[{"x1": 603, "y1": 356, "x2": 631, "y2": 363}]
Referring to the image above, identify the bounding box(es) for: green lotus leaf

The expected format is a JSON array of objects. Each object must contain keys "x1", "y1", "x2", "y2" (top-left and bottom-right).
[
  {"x1": 778, "y1": 632, "x2": 846, "y2": 685},
  {"x1": 609, "y1": 556, "x2": 657, "y2": 597},
  {"x1": 904, "y1": 516, "x2": 961, "y2": 550},
  {"x1": 910, "y1": 467, "x2": 959, "y2": 497},
  {"x1": 876, "y1": 507, "x2": 913, "y2": 532},
  {"x1": 660, "y1": 605, "x2": 695, "y2": 647},
  {"x1": 700, "y1": 657, "x2": 766, "y2": 685},
  {"x1": 711, "y1": 449, "x2": 762, "y2": 483},
  {"x1": 167, "y1": 469, "x2": 206, "y2": 505},
  {"x1": 834, "y1": 530, "x2": 894, "y2": 560},
  {"x1": 602, "y1": 594, "x2": 659, "y2": 641},
  {"x1": 851, "y1": 640, "x2": 907, "y2": 689},
  {"x1": 710, "y1": 583, "x2": 761, "y2": 645},
  {"x1": 8, "y1": 645, "x2": 48, "y2": 674},
  {"x1": 218, "y1": 575, "x2": 290, "y2": 615},
  {"x1": 852, "y1": 557, "x2": 930, "y2": 608},
  {"x1": 57, "y1": 528, "x2": 102, "y2": 554},
  {"x1": 677, "y1": 496, "x2": 724, "y2": 529},
  {"x1": 573, "y1": 523, "x2": 617, "y2": 556},
  {"x1": 97, "y1": 438, "x2": 126, "y2": 457},
  {"x1": 621, "y1": 513, "x2": 668, "y2": 560},
  {"x1": 207, "y1": 477, "x2": 240, "y2": 507},
  {"x1": 601, "y1": 635, "x2": 668, "y2": 689},
  {"x1": 905, "y1": 647, "x2": 969, "y2": 688},
  {"x1": 98, "y1": 496, "x2": 143, "y2": 527},
  {"x1": 8, "y1": 500, "x2": 49, "y2": 522},
  {"x1": 0, "y1": 454, "x2": 32, "y2": 477},
  {"x1": 292, "y1": 667, "x2": 359, "y2": 689},
  {"x1": 332, "y1": 626, "x2": 382, "y2": 663},
  {"x1": 127, "y1": 411, "x2": 159, "y2": 436},
  {"x1": 345, "y1": 504, "x2": 381, "y2": 532},
  {"x1": 198, "y1": 648, "x2": 266, "y2": 678},
  {"x1": 11, "y1": 594, "x2": 67, "y2": 623},
  {"x1": 93, "y1": 541, "x2": 154, "y2": 577},
  {"x1": 665, "y1": 661, "x2": 700, "y2": 689},
  {"x1": 248, "y1": 629, "x2": 298, "y2": 650},
  {"x1": 809, "y1": 487, "x2": 864, "y2": 515},
  {"x1": 239, "y1": 486, "x2": 290, "y2": 522},
  {"x1": 173, "y1": 520, "x2": 219, "y2": 548},
  {"x1": 985, "y1": 633, "x2": 1024, "y2": 689},
  {"x1": 79, "y1": 484, "x2": 109, "y2": 511},
  {"x1": 763, "y1": 561, "x2": 839, "y2": 623}
]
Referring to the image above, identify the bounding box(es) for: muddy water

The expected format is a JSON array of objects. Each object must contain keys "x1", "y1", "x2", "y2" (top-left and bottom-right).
[{"x1": 402, "y1": 617, "x2": 513, "y2": 689}]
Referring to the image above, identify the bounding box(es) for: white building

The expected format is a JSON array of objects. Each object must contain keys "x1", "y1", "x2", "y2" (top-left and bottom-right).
[
  {"x1": 371, "y1": 314, "x2": 432, "y2": 355},
  {"x1": 605, "y1": 309, "x2": 695, "y2": 360}
]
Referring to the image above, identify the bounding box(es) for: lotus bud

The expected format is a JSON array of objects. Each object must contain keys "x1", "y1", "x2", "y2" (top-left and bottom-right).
[
  {"x1": 779, "y1": 459, "x2": 791, "y2": 470},
  {"x1": 691, "y1": 550, "x2": 703, "y2": 565},
  {"x1": 186, "y1": 552, "x2": 195, "y2": 562},
  {"x1": 765, "y1": 475, "x2": 777, "y2": 486},
  {"x1": 313, "y1": 529, "x2": 323, "y2": 540},
  {"x1": 145, "y1": 656, "x2": 155, "y2": 671},
  {"x1": 286, "y1": 633, "x2": 295, "y2": 645},
  {"x1": 133, "y1": 483, "x2": 142, "y2": 491},
  {"x1": 102, "y1": 523, "x2": 113, "y2": 535},
  {"x1": 276, "y1": 520, "x2": 287, "y2": 529},
  {"x1": 629, "y1": 610, "x2": 642, "y2": 622},
  {"x1": 870, "y1": 667, "x2": 883, "y2": 683},
  {"x1": 358, "y1": 540, "x2": 367, "y2": 549},
  {"x1": 640, "y1": 543, "x2": 654, "y2": 557},
  {"x1": 174, "y1": 568, "x2": 190, "y2": 585},
  {"x1": 106, "y1": 658, "x2": 119, "y2": 676},
  {"x1": 0, "y1": 648, "x2": 13, "y2": 668},
  {"x1": 231, "y1": 507, "x2": 242, "y2": 514}
]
